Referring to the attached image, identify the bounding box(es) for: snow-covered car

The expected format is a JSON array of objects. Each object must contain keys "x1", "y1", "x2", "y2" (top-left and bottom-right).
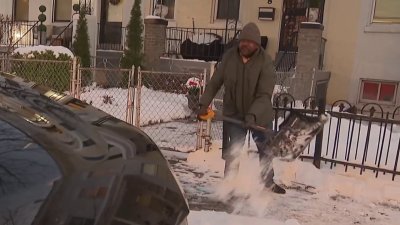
[{"x1": 0, "y1": 72, "x2": 189, "y2": 225}]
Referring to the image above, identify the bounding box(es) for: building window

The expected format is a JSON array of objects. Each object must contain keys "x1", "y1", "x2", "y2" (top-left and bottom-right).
[
  {"x1": 13, "y1": 0, "x2": 29, "y2": 21},
  {"x1": 216, "y1": 0, "x2": 240, "y2": 20},
  {"x1": 372, "y1": 0, "x2": 400, "y2": 23},
  {"x1": 153, "y1": 0, "x2": 175, "y2": 19},
  {"x1": 360, "y1": 80, "x2": 397, "y2": 104},
  {"x1": 54, "y1": 0, "x2": 72, "y2": 22}
]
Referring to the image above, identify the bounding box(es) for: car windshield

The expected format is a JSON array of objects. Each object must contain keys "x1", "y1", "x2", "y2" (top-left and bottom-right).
[{"x1": 0, "y1": 119, "x2": 61, "y2": 225}]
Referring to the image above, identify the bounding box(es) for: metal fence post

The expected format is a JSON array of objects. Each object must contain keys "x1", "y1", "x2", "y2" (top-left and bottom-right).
[
  {"x1": 313, "y1": 99, "x2": 325, "y2": 168},
  {"x1": 70, "y1": 57, "x2": 77, "y2": 97},
  {"x1": 76, "y1": 61, "x2": 82, "y2": 99},
  {"x1": 126, "y1": 66, "x2": 135, "y2": 125},
  {"x1": 204, "y1": 68, "x2": 212, "y2": 152},
  {"x1": 134, "y1": 66, "x2": 142, "y2": 127}
]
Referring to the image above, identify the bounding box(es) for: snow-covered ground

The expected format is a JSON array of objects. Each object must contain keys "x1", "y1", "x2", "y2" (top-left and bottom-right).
[
  {"x1": 177, "y1": 140, "x2": 400, "y2": 225},
  {"x1": 1, "y1": 85, "x2": 400, "y2": 225},
  {"x1": 77, "y1": 86, "x2": 400, "y2": 224}
]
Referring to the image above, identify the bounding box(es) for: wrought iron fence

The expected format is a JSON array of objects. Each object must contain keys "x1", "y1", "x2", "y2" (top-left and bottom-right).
[
  {"x1": 135, "y1": 69, "x2": 205, "y2": 151},
  {"x1": 166, "y1": 27, "x2": 240, "y2": 61},
  {"x1": 274, "y1": 51, "x2": 297, "y2": 72},
  {"x1": 281, "y1": 95, "x2": 400, "y2": 180},
  {"x1": 97, "y1": 23, "x2": 127, "y2": 51},
  {"x1": 207, "y1": 93, "x2": 400, "y2": 180},
  {"x1": 50, "y1": 21, "x2": 73, "y2": 49},
  {"x1": 0, "y1": 20, "x2": 39, "y2": 48}
]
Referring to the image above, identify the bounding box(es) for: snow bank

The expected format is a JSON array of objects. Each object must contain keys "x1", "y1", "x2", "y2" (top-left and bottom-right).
[
  {"x1": 189, "y1": 33, "x2": 219, "y2": 44},
  {"x1": 13, "y1": 45, "x2": 74, "y2": 58}
]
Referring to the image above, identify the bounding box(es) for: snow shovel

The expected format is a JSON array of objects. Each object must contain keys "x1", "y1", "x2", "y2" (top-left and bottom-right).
[
  {"x1": 200, "y1": 109, "x2": 329, "y2": 161},
  {"x1": 198, "y1": 108, "x2": 270, "y2": 133}
]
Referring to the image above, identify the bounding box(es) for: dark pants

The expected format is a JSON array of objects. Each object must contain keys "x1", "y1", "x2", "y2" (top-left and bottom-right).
[{"x1": 222, "y1": 121, "x2": 275, "y2": 187}]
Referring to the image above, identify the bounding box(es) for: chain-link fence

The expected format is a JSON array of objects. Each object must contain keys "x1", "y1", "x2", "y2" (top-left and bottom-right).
[
  {"x1": 76, "y1": 67, "x2": 133, "y2": 122},
  {"x1": 135, "y1": 70, "x2": 204, "y2": 151},
  {"x1": 1, "y1": 57, "x2": 73, "y2": 93},
  {"x1": 0, "y1": 56, "x2": 208, "y2": 152}
]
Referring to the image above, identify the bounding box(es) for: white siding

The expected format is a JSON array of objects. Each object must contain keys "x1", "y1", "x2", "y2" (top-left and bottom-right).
[{"x1": 349, "y1": 0, "x2": 400, "y2": 104}]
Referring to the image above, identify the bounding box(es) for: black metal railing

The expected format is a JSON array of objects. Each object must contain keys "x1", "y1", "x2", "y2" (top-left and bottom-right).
[
  {"x1": 273, "y1": 94, "x2": 400, "y2": 180},
  {"x1": 0, "y1": 21, "x2": 39, "y2": 49},
  {"x1": 79, "y1": 0, "x2": 92, "y2": 15},
  {"x1": 165, "y1": 27, "x2": 240, "y2": 61},
  {"x1": 97, "y1": 23, "x2": 126, "y2": 51},
  {"x1": 50, "y1": 21, "x2": 73, "y2": 49},
  {"x1": 275, "y1": 51, "x2": 297, "y2": 72}
]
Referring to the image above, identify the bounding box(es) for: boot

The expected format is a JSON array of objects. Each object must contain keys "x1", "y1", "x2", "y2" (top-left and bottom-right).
[{"x1": 271, "y1": 183, "x2": 286, "y2": 194}]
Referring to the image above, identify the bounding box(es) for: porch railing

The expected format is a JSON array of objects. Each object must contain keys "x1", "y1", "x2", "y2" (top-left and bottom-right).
[
  {"x1": 272, "y1": 95, "x2": 400, "y2": 180},
  {"x1": 97, "y1": 23, "x2": 126, "y2": 51},
  {"x1": 165, "y1": 27, "x2": 240, "y2": 61},
  {"x1": 275, "y1": 51, "x2": 297, "y2": 72},
  {"x1": 0, "y1": 21, "x2": 39, "y2": 49},
  {"x1": 50, "y1": 21, "x2": 73, "y2": 49},
  {"x1": 79, "y1": 0, "x2": 93, "y2": 15}
]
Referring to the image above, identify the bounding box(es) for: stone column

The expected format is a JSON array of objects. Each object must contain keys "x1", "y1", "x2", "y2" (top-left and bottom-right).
[
  {"x1": 290, "y1": 22, "x2": 324, "y2": 101},
  {"x1": 144, "y1": 18, "x2": 168, "y2": 69}
]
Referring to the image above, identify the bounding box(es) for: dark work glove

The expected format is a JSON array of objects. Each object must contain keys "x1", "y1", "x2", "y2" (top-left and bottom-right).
[{"x1": 244, "y1": 114, "x2": 256, "y2": 129}]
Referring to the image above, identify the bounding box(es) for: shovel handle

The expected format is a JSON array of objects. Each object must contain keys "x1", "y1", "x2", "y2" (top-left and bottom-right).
[{"x1": 218, "y1": 114, "x2": 269, "y2": 133}]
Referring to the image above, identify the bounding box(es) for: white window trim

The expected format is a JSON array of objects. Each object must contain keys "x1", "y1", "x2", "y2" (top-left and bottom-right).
[
  {"x1": 211, "y1": 0, "x2": 241, "y2": 24},
  {"x1": 52, "y1": 0, "x2": 73, "y2": 22},
  {"x1": 365, "y1": 0, "x2": 400, "y2": 33},
  {"x1": 358, "y1": 79, "x2": 398, "y2": 105},
  {"x1": 13, "y1": 0, "x2": 30, "y2": 21},
  {"x1": 152, "y1": 0, "x2": 177, "y2": 21}
]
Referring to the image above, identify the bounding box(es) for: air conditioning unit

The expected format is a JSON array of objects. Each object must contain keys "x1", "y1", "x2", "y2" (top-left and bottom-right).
[
  {"x1": 308, "y1": 8, "x2": 320, "y2": 22},
  {"x1": 259, "y1": 7, "x2": 275, "y2": 21}
]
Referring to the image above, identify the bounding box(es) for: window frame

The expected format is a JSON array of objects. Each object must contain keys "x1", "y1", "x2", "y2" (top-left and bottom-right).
[
  {"x1": 13, "y1": 0, "x2": 30, "y2": 22},
  {"x1": 152, "y1": 0, "x2": 177, "y2": 20},
  {"x1": 53, "y1": 0, "x2": 73, "y2": 22},
  {"x1": 214, "y1": 0, "x2": 241, "y2": 21},
  {"x1": 371, "y1": 0, "x2": 400, "y2": 24},
  {"x1": 359, "y1": 79, "x2": 398, "y2": 105}
]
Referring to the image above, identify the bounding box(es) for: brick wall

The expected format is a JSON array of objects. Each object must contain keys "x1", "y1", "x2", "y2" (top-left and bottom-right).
[
  {"x1": 144, "y1": 18, "x2": 168, "y2": 69},
  {"x1": 291, "y1": 22, "x2": 324, "y2": 101}
]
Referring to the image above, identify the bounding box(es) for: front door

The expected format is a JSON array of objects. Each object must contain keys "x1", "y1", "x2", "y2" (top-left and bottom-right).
[
  {"x1": 98, "y1": 0, "x2": 123, "y2": 50},
  {"x1": 278, "y1": 0, "x2": 325, "y2": 51}
]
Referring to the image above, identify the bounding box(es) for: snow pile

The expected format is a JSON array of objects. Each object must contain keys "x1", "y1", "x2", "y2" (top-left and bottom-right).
[
  {"x1": 186, "y1": 132, "x2": 400, "y2": 223},
  {"x1": 189, "y1": 33, "x2": 220, "y2": 44},
  {"x1": 13, "y1": 45, "x2": 74, "y2": 58},
  {"x1": 145, "y1": 15, "x2": 162, "y2": 19}
]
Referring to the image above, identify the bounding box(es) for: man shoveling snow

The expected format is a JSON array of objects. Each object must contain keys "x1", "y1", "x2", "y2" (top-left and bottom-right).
[
  {"x1": 196, "y1": 22, "x2": 286, "y2": 194},
  {"x1": 197, "y1": 22, "x2": 328, "y2": 195}
]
